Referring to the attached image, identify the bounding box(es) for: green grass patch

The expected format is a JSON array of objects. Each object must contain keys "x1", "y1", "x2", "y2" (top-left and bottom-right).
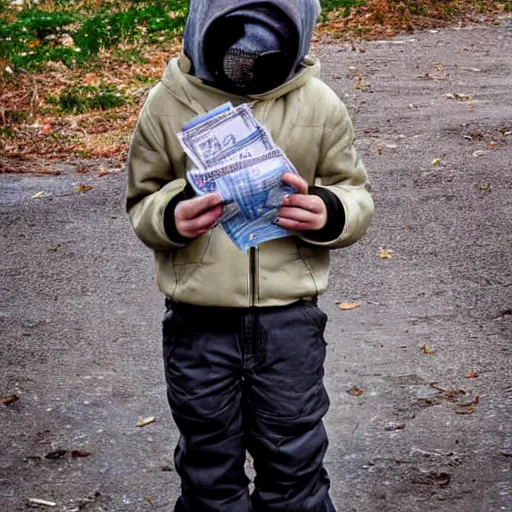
[
  {"x1": 46, "y1": 84, "x2": 128, "y2": 113},
  {"x1": 0, "y1": 1, "x2": 188, "y2": 70}
]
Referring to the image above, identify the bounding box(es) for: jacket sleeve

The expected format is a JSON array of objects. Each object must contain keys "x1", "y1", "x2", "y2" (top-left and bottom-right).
[
  {"x1": 126, "y1": 104, "x2": 187, "y2": 251},
  {"x1": 300, "y1": 98, "x2": 374, "y2": 249}
]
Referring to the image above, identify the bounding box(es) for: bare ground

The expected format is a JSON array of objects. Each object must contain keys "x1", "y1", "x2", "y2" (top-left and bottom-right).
[{"x1": 1, "y1": 18, "x2": 512, "y2": 512}]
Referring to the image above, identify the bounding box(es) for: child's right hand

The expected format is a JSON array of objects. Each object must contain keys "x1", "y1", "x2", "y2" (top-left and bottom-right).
[{"x1": 175, "y1": 193, "x2": 223, "y2": 239}]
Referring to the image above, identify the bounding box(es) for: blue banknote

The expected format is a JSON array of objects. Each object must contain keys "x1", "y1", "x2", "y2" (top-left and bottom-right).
[{"x1": 179, "y1": 103, "x2": 299, "y2": 251}]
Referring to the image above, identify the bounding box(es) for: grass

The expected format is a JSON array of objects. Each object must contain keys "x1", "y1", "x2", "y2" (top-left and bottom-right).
[
  {"x1": 46, "y1": 84, "x2": 129, "y2": 114},
  {"x1": 0, "y1": 1, "x2": 189, "y2": 70}
]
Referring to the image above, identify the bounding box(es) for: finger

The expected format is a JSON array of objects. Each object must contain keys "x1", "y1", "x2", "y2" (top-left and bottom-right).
[
  {"x1": 275, "y1": 217, "x2": 311, "y2": 231},
  {"x1": 182, "y1": 193, "x2": 222, "y2": 220},
  {"x1": 283, "y1": 194, "x2": 324, "y2": 213},
  {"x1": 182, "y1": 205, "x2": 223, "y2": 232},
  {"x1": 278, "y1": 206, "x2": 317, "y2": 224},
  {"x1": 282, "y1": 173, "x2": 308, "y2": 195}
]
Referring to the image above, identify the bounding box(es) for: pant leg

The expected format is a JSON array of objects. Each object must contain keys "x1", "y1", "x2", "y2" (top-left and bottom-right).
[
  {"x1": 163, "y1": 307, "x2": 250, "y2": 512},
  {"x1": 244, "y1": 301, "x2": 335, "y2": 512}
]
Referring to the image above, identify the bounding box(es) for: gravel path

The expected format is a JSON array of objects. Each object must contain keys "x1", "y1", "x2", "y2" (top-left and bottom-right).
[{"x1": 1, "y1": 18, "x2": 511, "y2": 512}]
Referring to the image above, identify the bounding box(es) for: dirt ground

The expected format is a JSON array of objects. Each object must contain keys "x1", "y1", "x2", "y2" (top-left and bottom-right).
[{"x1": 1, "y1": 18, "x2": 512, "y2": 512}]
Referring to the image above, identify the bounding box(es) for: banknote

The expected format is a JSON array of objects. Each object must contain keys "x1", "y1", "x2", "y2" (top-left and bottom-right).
[
  {"x1": 179, "y1": 103, "x2": 274, "y2": 170},
  {"x1": 179, "y1": 103, "x2": 299, "y2": 251}
]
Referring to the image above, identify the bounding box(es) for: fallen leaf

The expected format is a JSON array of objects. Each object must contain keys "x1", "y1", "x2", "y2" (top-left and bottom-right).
[
  {"x1": 377, "y1": 142, "x2": 384, "y2": 155},
  {"x1": 338, "y1": 302, "x2": 361, "y2": 311},
  {"x1": 71, "y1": 450, "x2": 91, "y2": 458},
  {"x1": 47, "y1": 244, "x2": 62, "y2": 252},
  {"x1": 421, "y1": 344, "x2": 435, "y2": 355},
  {"x1": 76, "y1": 184, "x2": 93, "y2": 193},
  {"x1": 432, "y1": 158, "x2": 441, "y2": 166},
  {"x1": 32, "y1": 191, "x2": 46, "y2": 199},
  {"x1": 347, "y1": 387, "x2": 364, "y2": 397},
  {"x1": 45, "y1": 450, "x2": 67, "y2": 460},
  {"x1": 39, "y1": 124, "x2": 52, "y2": 136},
  {"x1": 145, "y1": 496, "x2": 154, "y2": 504},
  {"x1": 27, "y1": 498, "x2": 57, "y2": 507},
  {"x1": 98, "y1": 167, "x2": 123, "y2": 177},
  {"x1": 504, "y1": 131, "x2": 512, "y2": 136},
  {"x1": 475, "y1": 183, "x2": 492, "y2": 192},
  {"x1": 456, "y1": 404, "x2": 476, "y2": 415},
  {"x1": 489, "y1": 141, "x2": 496, "y2": 149},
  {"x1": 0, "y1": 394, "x2": 19, "y2": 405},
  {"x1": 136, "y1": 417, "x2": 156, "y2": 428},
  {"x1": 464, "y1": 371, "x2": 479, "y2": 379},
  {"x1": 379, "y1": 248, "x2": 394, "y2": 260}
]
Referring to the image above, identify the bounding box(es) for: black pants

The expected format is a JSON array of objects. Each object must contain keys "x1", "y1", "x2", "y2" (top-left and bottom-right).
[{"x1": 163, "y1": 299, "x2": 335, "y2": 512}]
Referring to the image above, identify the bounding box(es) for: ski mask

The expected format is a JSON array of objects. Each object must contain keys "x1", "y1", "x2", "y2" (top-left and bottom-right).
[
  {"x1": 183, "y1": 0, "x2": 321, "y2": 95},
  {"x1": 204, "y1": 6, "x2": 298, "y2": 94}
]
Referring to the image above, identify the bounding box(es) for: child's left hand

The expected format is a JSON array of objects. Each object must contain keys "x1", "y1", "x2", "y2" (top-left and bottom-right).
[{"x1": 276, "y1": 173, "x2": 327, "y2": 232}]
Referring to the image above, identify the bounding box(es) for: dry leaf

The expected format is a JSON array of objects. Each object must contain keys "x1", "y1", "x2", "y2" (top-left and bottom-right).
[
  {"x1": 0, "y1": 394, "x2": 19, "y2": 405},
  {"x1": 76, "y1": 184, "x2": 93, "y2": 193},
  {"x1": 421, "y1": 344, "x2": 435, "y2": 355},
  {"x1": 45, "y1": 449, "x2": 67, "y2": 460},
  {"x1": 489, "y1": 141, "x2": 496, "y2": 149},
  {"x1": 71, "y1": 450, "x2": 91, "y2": 458},
  {"x1": 136, "y1": 417, "x2": 156, "y2": 428},
  {"x1": 464, "y1": 371, "x2": 479, "y2": 379},
  {"x1": 379, "y1": 248, "x2": 393, "y2": 259},
  {"x1": 39, "y1": 124, "x2": 52, "y2": 136},
  {"x1": 475, "y1": 183, "x2": 491, "y2": 192},
  {"x1": 338, "y1": 302, "x2": 361, "y2": 311},
  {"x1": 32, "y1": 191, "x2": 46, "y2": 199},
  {"x1": 145, "y1": 496, "x2": 154, "y2": 504},
  {"x1": 347, "y1": 387, "x2": 364, "y2": 397}
]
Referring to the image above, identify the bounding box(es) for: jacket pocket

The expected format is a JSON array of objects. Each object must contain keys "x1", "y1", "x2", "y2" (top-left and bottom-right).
[{"x1": 173, "y1": 231, "x2": 212, "y2": 266}]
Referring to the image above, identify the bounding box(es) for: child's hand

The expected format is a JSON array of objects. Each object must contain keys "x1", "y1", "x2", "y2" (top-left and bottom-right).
[
  {"x1": 175, "y1": 193, "x2": 223, "y2": 239},
  {"x1": 276, "y1": 173, "x2": 327, "y2": 232}
]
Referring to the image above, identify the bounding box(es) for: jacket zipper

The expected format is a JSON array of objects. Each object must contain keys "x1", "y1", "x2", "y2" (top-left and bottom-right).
[{"x1": 249, "y1": 246, "x2": 259, "y2": 307}]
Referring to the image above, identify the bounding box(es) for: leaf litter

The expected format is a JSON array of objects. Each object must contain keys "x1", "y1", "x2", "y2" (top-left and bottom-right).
[
  {"x1": 347, "y1": 387, "x2": 365, "y2": 397},
  {"x1": 338, "y1": 302, "x2": 362, "y2": 311}
]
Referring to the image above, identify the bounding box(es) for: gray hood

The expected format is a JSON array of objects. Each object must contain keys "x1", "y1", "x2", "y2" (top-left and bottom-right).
[{"x1": 183, "y1": 0, "x2": 321, "y2": 85}]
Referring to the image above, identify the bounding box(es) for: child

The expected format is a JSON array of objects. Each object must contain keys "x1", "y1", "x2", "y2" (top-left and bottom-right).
[{"x1": 126, "y1": 0, "x2": 374, "y2": 510}]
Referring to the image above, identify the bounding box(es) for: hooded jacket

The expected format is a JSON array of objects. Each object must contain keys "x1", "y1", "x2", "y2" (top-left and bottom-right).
[{"x1": 126, "y1": 1, "x2": 374, "y2": 308}]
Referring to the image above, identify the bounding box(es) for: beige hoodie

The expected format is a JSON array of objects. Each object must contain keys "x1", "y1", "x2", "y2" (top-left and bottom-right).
[{"x1": 126, "y1": 55, "x2": 374, "y2": 307}]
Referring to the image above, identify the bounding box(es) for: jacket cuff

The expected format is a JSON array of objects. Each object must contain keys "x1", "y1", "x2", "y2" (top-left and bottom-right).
[
  {"x1": 163, "y1": 183, "x2": 197, "y2": 245},
  {"x1": 302, "y1": 186, "x2": 346, "y2": 243}
]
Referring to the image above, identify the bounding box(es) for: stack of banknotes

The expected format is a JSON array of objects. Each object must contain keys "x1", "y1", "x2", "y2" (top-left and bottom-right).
[{"x1": 178, "y1": 102, "x2": 298, "y2": 251}]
